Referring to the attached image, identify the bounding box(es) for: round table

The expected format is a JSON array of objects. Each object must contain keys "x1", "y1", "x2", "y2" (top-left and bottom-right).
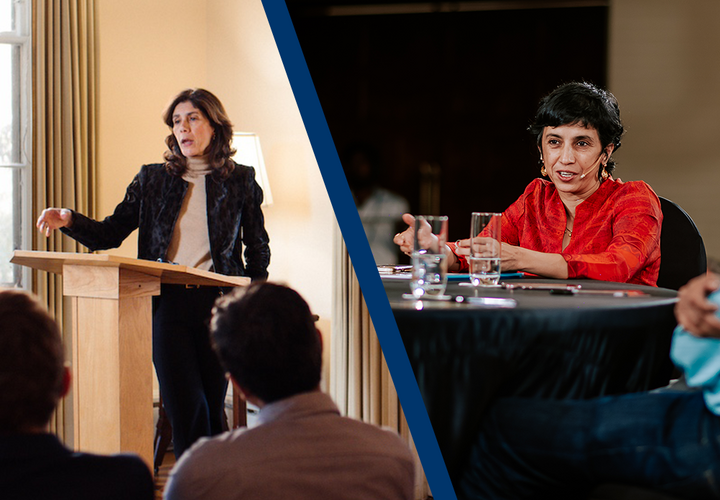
[{"x1": 385, "y1": 275, "x2": 678, "y2": 482}]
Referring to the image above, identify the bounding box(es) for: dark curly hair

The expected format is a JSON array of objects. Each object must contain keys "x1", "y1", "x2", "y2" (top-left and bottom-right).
[
  {"x1": 163, "y1": 88, "x2": 236, "y2": 180},
  {"x1": 529, "y1": 81, "x2": 625, "y2": 180},
  {"x1": 210, "y1": 282, "x2": 322, "y2": 404}
]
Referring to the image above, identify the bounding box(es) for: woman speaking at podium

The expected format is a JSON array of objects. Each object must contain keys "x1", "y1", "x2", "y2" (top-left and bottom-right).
[{"x1": 36, "y1": 89, "x2": 270, "y2": 458}]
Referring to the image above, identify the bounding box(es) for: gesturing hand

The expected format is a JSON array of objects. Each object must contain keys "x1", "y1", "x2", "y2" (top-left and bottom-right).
[
  {"x1": 36, "y1": 208, "x2": 73, "y2": 237},
  {"x1": 393, "y1": 213, "x2": 444, "y2": 255},
  {"x1": 393, "y1": 213, "x2": 417, "y2": 256},
  {"x1": 675, "y1": 273, "x2": 720, "y2": 338}
]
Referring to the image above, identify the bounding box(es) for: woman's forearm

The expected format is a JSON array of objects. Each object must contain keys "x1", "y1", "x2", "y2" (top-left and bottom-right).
[{"x1": 502, "y1": 244, "x2": 569, "y2": 279}]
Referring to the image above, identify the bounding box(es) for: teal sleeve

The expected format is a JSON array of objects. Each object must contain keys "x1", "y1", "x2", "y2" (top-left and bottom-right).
[{"x1": 670, "y1": 290, "x2": 720, "y2": 415}]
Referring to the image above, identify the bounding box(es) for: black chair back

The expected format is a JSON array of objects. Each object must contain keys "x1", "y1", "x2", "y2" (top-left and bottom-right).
[{"x1": 657, "y1": 197, "x2": 707, "y2": 290}]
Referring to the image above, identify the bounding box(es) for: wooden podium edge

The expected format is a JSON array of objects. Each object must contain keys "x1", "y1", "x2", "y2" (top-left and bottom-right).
[{"x1": 11, "y1": 250, "x2": 250, "y2": 288}]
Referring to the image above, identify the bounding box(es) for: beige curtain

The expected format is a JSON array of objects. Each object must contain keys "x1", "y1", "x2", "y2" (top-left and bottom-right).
[
  {"x1": 331, "y1": 227, "x2": 430, "y2": 499},
  {"x1": 32, "y1": 0, "x2": 97, "y2": 439}
]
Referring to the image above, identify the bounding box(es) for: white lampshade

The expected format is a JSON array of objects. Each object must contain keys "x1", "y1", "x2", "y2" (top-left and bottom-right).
[{"x1": 232, "y1": 132, "x2": 273, "y2": 206}]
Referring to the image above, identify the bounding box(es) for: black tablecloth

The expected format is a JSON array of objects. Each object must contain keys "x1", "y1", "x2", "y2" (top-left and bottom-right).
[{"x1": 387, "y1": 276, "x2": 678, "y2": 481}]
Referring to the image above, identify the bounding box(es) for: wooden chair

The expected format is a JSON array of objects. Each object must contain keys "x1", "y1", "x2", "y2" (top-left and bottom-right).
[{"x1": 153, "y1": 396, "x2": 173, "y2": 474}]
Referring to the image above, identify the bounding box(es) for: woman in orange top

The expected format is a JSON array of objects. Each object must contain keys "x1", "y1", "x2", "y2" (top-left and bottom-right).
[{"x1": 394, "y1": 82, "x2": 662, "y2": 286}]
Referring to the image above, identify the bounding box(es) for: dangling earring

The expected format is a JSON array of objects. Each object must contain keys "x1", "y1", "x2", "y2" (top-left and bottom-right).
[
  {"x1": 539, "y1": 155, "x2": 547, "y2": 177},
  {"x1": 601, "y1": 165, "x2": 609, "y2": 180}
]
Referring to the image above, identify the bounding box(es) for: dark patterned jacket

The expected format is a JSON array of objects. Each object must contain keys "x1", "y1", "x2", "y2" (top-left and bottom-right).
[{"x1": 61, "y1": 162, "x2": 270, "y2": 280}]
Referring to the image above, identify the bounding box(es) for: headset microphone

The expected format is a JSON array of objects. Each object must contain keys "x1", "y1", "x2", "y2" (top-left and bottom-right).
[{"x1": 579, "y1": 154, "x2": 605, "y2": 180}]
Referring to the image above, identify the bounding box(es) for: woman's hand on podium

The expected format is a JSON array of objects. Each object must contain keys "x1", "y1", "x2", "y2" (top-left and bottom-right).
[{"x1": 36, "y1": 208, "x2": 73, "y2": 237}]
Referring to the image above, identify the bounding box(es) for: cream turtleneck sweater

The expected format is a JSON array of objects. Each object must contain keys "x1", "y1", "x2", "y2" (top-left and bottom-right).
[{"x1": 166, "y1": 156, "x2": 213, "y2": 271}]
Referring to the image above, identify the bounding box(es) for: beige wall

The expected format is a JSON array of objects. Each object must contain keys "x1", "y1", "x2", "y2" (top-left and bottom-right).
[
  {"x1": 94, "y1": 0, "x2": 335, "y2": 318},
  {"x1": 609, "y1": 0, "x2": 720, "y2": 261}
]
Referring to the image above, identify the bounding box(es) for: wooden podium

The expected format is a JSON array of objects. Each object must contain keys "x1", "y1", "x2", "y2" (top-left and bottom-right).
[{"x1": 11, "y1": 251, "x2": 249, "y2": 467}]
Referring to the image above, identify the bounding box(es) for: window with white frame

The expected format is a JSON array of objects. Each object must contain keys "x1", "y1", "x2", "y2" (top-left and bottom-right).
[{"x1": 0, "y1": 0, "x2": 30, "y2": 288}]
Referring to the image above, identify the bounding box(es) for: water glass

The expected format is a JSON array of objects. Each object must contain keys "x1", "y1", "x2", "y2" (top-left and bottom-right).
[
  {"x1": 410, "y1": 215, "x2": 449, "y2": 298},
  {"x1": 469, "y1": 212, "x2": 502, "y2": 286}
]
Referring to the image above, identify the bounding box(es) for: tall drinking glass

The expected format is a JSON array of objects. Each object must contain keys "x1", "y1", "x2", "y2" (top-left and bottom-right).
[
  {"x1": 469, "y1": 212, "x2": 502, "y2": 287},
  {"x1": 410, "y1": 215, "x2": 449, "y2": 298}
]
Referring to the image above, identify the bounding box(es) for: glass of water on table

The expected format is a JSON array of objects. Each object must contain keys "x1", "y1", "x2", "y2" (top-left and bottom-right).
[
  {"x1": 469, "y1": 212, "x2": 502, "y2": 287},
  {"x1": 410, "y1": 215, "x2": 449, "y2": 299}
]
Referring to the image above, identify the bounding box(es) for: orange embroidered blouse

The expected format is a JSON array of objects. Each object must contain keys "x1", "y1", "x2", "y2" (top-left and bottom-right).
[{"x1": 450, "y1": 178, "x2": 662, "y2": 286}]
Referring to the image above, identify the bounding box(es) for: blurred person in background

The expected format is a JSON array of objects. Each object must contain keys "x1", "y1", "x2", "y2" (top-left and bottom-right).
[{"x1": 344, "y1": 142, "x2": 409, "y2": 265}]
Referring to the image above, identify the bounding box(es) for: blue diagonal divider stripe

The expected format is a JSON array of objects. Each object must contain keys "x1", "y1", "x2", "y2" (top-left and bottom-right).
[{"x1": 259, "y1": 1, "x2": 457, "y2": 499}]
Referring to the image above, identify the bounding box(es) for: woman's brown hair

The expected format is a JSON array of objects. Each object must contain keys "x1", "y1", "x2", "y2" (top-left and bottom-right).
[{"x1": 163, "y1": 88, "x2": 236, "y2": 180}]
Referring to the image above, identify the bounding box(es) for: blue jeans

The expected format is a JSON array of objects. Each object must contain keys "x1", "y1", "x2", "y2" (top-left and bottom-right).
[{"x1": 458, "y1": 390, "x2": 720, "y2": 499}]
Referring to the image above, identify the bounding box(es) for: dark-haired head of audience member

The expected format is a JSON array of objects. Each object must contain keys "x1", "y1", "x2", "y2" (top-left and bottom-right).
[
  {"x1": 0, "y1": 290, "x2": 68, "y2": 434},
  {"x1": 210, "y1": 282, "x2": 322, "y2": 405},
  {"x1": 528, "y1": 81, "x2": 625, "y2": 179}
]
